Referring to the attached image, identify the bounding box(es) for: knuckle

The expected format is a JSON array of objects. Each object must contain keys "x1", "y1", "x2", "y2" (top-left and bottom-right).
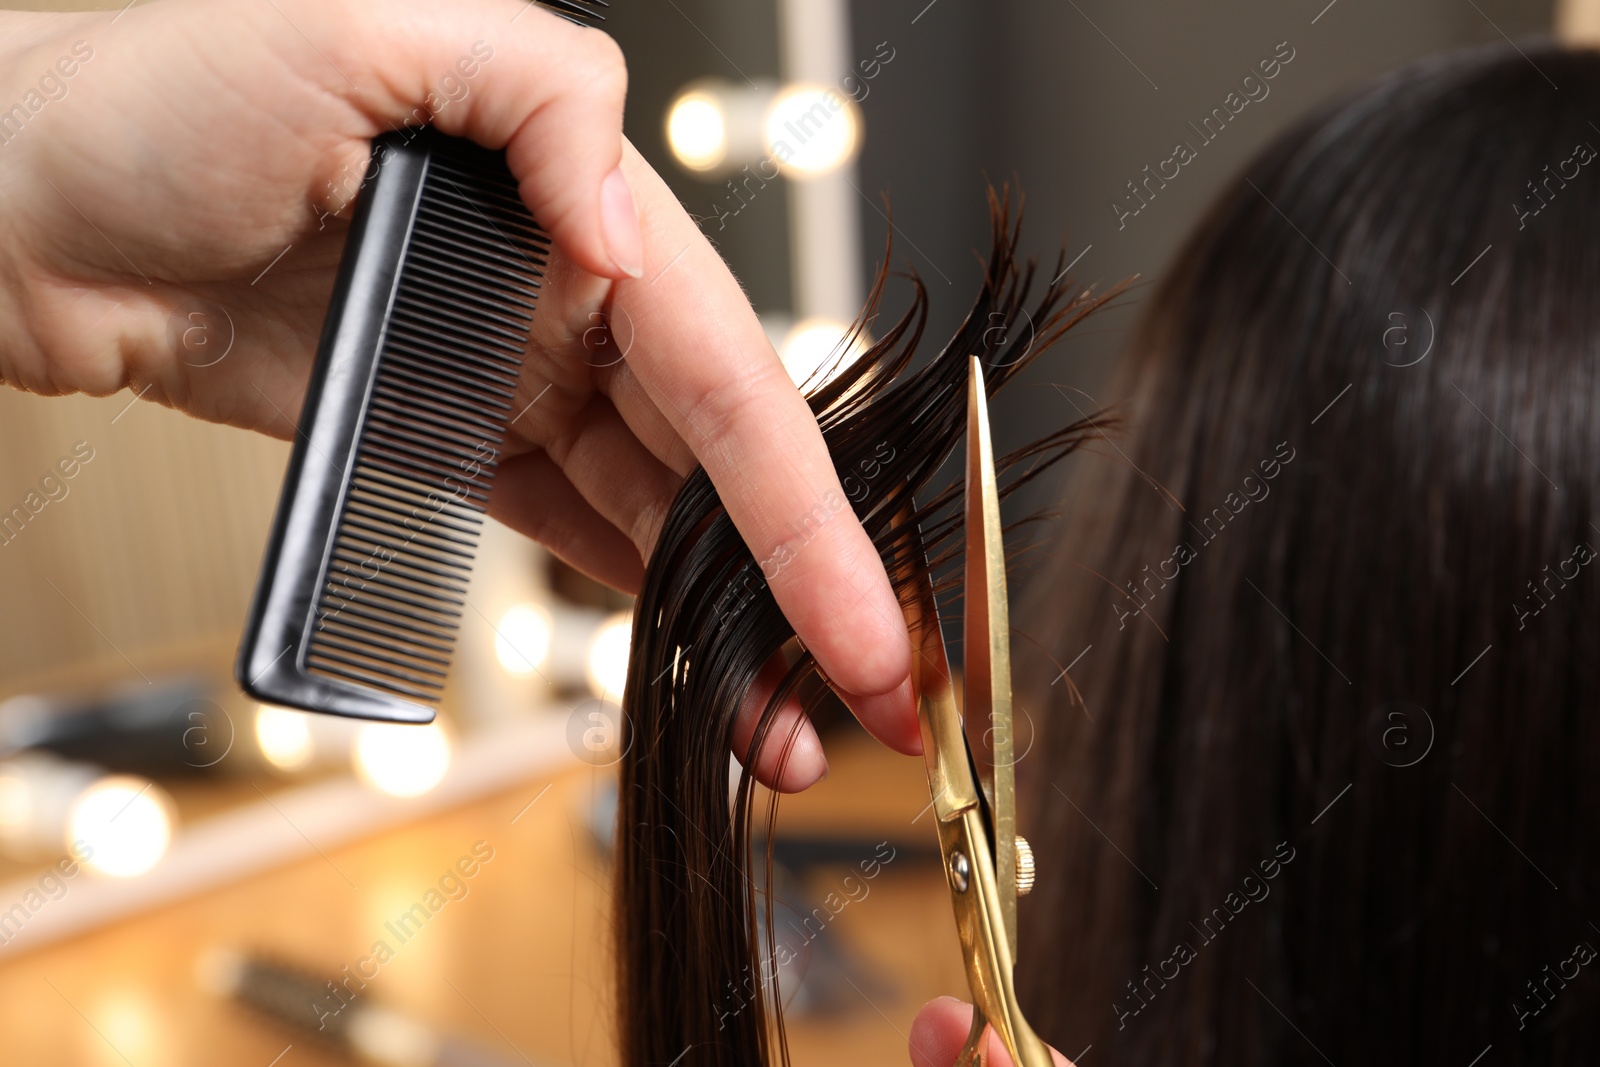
[
  {"x1": 579, "y1": 32, "x2": 628, "y2": 97},
  {"x1": 559, "y1": 32, "x2": 627, "y2": 115},
  {"x1": 515, "y1": 161, "x2": 585, "y2": 234},
  {"x1": 628, "y1": 495, "x2": 669, "y2": 558},
  {"x1": 682, "y1": 362, "x2": 780, "y2": 456},
  {"x1": 540, "y1": 412, "x2": 580, "y2": 468}
]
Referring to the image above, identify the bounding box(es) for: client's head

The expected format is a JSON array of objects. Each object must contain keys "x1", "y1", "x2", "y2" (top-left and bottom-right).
[{"x1": 1022, "y1": 41, "x2": 1600, "y2": 1067}]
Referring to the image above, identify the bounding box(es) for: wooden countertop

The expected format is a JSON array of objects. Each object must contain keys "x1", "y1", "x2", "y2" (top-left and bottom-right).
[{"x1": 0, "y1": 732, "x2": 967, "y2": 1066}]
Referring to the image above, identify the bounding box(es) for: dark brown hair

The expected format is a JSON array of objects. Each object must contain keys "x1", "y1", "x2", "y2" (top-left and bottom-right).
[
  {"x1": 614, "y1": 195, "x2": 1119, "y2": 1067},
  {"x1": 1019, "y1": 42, "x2": 1600, "y2": 1067}
]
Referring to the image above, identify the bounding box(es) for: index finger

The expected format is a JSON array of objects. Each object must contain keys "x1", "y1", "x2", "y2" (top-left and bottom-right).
[{"x1": 606, "y1": 143, "x2": 917, "y2": 751}]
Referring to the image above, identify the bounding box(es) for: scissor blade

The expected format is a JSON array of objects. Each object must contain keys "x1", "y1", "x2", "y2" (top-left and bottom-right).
[
  {"x1": 963, "y1": 356, "x2": 1017, "y2": 949},
  {"x1": 901, "y1": 520, "x2": 982, "y2": 825}
]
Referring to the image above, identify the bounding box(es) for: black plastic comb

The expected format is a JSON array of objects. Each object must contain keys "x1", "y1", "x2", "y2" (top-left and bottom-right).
[
  {"x1": 540, "y1": 0, "x2": 608, "y2": 20},
  {"x1": 237, "y1": 1, "x2": 610, "y2": 723}
]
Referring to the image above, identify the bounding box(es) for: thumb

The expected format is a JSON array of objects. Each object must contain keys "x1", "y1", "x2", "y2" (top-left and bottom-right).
[
  {"x1": 316, "y1": 0, "x2": 641, "y2": 279},
  {"x1": 909, "y1": 997, "x2": 1075, "y2": 1067}
]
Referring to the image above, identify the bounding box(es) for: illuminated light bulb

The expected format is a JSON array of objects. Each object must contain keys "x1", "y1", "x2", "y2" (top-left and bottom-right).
[
  {"x1": 780, "y1": 318, "x2": 872, "y2": 388},
  {"x1": 0, "y1": 771, "x2": 33, "y2": 841},
  {"x1": 763, "y1": 83, "x2": 861, "y2": 177},
  {"x1": 67, "y1": 775, "x2": 173, "y2": 878},
  {"x1": 494, "y1": 603, "x2": 553, "y2": 676},
  {"x1": 95, "y1": 992, "x2": 156, "y2": 1061},
  {"x1": 255, "y1": 704, "x2": 314, "y2": 772},
  {"x1": 585, "y1": 613, "x2": 633, "y2": 699},
  {"x1": 667, "y1": 90, "x2": 728, "y2": 172},
  {"x1": 354, "y1": 721, "x2": 451, "y2": 798},
  {"x1": 350, "y1": 1006, "x2": 443, "y2": 1067}
]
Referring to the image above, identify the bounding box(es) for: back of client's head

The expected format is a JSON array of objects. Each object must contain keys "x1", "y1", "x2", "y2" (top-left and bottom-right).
[{"x1": 1022, "y1": 42, "x2": 1600, "y2": 1066}]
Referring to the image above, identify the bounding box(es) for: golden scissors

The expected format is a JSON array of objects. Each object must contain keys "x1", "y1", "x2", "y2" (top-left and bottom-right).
[{"x1": 904, "y1": 355, "x2": 1052, "y2": 1066}]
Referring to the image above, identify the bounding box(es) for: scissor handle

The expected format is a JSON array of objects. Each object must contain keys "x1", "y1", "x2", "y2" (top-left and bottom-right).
[
  {"x1": 954, "y1": 1005, "x2": 987, "y2": 1067},
  {"x1": 937, "y1": 805, "x2": 1054, "y2": 1067}
]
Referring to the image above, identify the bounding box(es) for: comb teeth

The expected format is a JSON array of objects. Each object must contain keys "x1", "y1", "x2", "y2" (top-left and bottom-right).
[
  {"x1": 536, "y1": 0, "x2": 608, "y2": 25},
  {"x1": 304, "y1": 139, "x2": 549, "y2": 704}
]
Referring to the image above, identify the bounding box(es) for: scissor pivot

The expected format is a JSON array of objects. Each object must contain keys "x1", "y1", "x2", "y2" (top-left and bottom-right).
[
  {"x1": 949, "y1": 850, "x2": 970, "y2": 893},
  {"x1": 1015, "y1": 836, "x2": 1036, "y2": 896}
]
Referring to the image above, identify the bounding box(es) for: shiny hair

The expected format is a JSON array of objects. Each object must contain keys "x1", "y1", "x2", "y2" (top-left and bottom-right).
[
  {"x1": 613, "y1": 193, "x2": 1120, "y2": 1066},
  {"x1": 1019, "y1": 42, "x2": 1600, "y2": 1067}
]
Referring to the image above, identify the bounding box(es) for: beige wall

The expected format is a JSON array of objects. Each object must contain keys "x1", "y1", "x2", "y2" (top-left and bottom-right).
[
  {"x1": 0, "y1": 389, "x2": 288, "y2": 692},
  {"x1": 1559, "y1": 0, "x2": 1600, "y2": 40}
]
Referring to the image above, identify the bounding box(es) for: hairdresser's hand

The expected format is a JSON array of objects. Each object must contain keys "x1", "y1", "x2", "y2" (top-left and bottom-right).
[
  {"x1": 0, "y1": 0, "x2": 917, "y2": 784},
  {"x1": 909, "y1": 998, "x2": 1075, "y2": 1067}
]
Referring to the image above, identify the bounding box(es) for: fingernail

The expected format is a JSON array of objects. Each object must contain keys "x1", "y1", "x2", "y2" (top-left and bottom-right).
[
  {"x1": 846, "y1": 677, "x2": 922, "y2": 756},
  {"x1": 794, "y1": 750, "x2": 829, "y2": 791},
  {"x1": 600, "y1": 165, "x2": 644, "y2": 279},
  {"x1": 778, "y1": 730, "x2": 829, "y2": 792}
]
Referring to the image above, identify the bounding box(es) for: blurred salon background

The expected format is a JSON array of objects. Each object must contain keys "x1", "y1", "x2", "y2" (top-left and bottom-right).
[{"x1": 0, "y1": 0, "x2": 1576, "y2": 1063}]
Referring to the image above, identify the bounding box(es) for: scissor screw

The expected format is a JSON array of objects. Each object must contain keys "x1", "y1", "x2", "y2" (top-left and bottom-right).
[
  {"x1": 949, "y1": 851, "x2": 970, "y2": 893},
  {"x1": 1015, "y1": 836, "x2": 1036, "y2": 896}
]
